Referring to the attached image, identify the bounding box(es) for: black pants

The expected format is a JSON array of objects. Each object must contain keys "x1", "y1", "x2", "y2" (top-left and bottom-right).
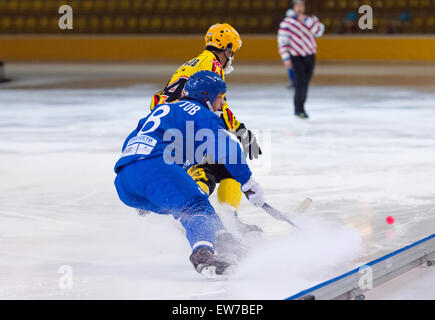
[{"x1": 291, "y1": 54, "x2": 316, "y2": 115}]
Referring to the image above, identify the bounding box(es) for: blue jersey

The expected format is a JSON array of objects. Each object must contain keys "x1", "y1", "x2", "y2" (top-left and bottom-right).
[{"x1": 114, "y1": 99, "x2": 252, "y2": 185}]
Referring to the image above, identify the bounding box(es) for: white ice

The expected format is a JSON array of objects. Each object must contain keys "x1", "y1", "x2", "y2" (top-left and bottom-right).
[{"x1": 0, "y1": 84, "x2": 434, "y2": 299}]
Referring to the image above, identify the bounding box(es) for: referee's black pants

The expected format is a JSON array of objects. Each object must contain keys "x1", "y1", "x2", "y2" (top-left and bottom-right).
[{"x1": 290, "y1": 54, "x2": 316, "y2": 115}]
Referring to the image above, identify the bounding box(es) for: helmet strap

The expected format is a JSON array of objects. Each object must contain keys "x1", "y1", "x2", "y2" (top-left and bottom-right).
[
  {"x1": 205, "y1": 100, "x2": 214, "y2": 111},
  {"x1": 223, "y1": 46, "x2": 234, "y2": 74},
  {"x1": 206, "y1": 99, "x2": 223, "y2": 116},
  {"x1": 224, "y1": 56, "x2": 234, "y2": 74}
]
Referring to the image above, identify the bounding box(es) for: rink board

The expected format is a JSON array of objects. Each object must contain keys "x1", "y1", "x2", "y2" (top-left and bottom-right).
[
  {"x1": 285, "y1": 233, "x2": 435, "y2": 300},
  {"x1": 1, "y1": 35, "x2": 435, "y2": 62}
]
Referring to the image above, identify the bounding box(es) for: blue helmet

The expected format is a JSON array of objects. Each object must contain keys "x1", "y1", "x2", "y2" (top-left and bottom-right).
[{"x1": 184, "y1": 71, "x2": 226, "y2": 108}]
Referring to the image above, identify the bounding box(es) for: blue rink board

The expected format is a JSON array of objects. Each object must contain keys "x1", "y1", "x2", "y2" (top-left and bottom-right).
[{"x1": 285, "y1": 233, "x2": 435, "y2": 300}]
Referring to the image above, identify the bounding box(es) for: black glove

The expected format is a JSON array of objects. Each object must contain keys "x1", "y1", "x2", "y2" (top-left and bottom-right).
[{"x1": 235, "y1": 123, "x2": 262, "y2": 160}]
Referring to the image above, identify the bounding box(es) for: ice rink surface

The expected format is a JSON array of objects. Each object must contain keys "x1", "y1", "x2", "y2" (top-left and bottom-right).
[{"x1": 0, "y1": 84, "x2": 434, "y2": 299}]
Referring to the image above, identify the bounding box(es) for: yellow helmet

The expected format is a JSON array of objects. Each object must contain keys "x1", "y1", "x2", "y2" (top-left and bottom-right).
[{"x1": 205, "y1": 23, "x2": 242, "y2": 54}]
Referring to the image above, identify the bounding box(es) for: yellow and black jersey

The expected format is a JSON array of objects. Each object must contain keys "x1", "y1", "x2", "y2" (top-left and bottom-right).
[{"x1": 150, "y1": 50, "x2": 240, "y2": 132}]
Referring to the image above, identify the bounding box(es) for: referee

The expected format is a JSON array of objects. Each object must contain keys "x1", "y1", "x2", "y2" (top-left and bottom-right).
[{"x1": 278, "y1": 0, "x2": 324, "y2": 119}]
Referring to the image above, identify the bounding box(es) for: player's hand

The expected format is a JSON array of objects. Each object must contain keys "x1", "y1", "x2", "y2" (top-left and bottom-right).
[
  {"x1": 241, "y1": 178, "x2": 265, "y2": 207},
  {"x1": 236, "y1": 123, "x2": 262, "y2": 160}
]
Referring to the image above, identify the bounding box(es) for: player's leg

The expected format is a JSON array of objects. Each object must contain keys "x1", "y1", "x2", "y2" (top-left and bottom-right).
[
  {"x1": 151, "y1": 162, "x2": 236, "y2": 275},
  {"x1": 115, "y1": 159, "x2": 232, "y2": 276},
  {"x1": 189, "y1": 163, "x2": 242, "y2": 210},
  {"x1": 305, "y1": 54, "x2": 316, "y2": 84},
  {"x1": 217, "y1": 178, "x2": 242, "y2": 210},
  {"x1": 116, "y1": 158, "x2": 225, "y2": 247},
  {"x1": 189, "y1": 163, "x2": 261, "y2": 235},
  {"x1": 115, "y1": 164, "x2": 166, "y2": 214},
  {"x1": 290, "y1": 55, "x2": 306, "y2": 117},
  {"x1": 298, "y1": 55, "x2": 315, "y2": 117},
  {"x1": 187, "y1": 164, "x2": 217, "y2": 197},
  {"x1": 217, "y1": 180, "x2": 262, "y2": 234},
  {"x1": 291, "y1": 55, "x2": 310, "y2": 118}
]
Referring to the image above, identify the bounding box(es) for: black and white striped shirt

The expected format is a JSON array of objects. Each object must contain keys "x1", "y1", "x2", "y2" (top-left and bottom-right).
[{"x1": 278, "y1": 15, "x2": 325, "y2": 59}]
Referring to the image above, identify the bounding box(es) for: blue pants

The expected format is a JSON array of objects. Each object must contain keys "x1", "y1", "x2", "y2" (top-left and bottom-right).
[{"x1": 114, "y1": 158, "x2": 225, "y2": 252}]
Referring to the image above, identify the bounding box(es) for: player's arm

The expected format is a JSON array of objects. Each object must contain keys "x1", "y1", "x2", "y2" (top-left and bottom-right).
[
  {"x1": 150, "y1": 80, "x2": 170, "y2": 111},
  {"x1": 220, "y1": 103, "x2": 262, "y2": 160},
  {"x1": 214, "y1": 119, "x2": 264, "y2": 207},
  {"x1": 278, "y1": 20, "x2": 292, "y2": 62},
  {"x1": 306, "y1": 15, "x2": 325, "y2": 37},
  {"x1": 150, "y1": 91, "x2": 163, "y2": 111},
  {"x1": 210, "y1": 117, "x2": 252, "y2": 185},
  {"x1": 198, "y1": 116, "x2": 264, "y2": 207},
  {"x1": 200, "y1": 53, "x2": 263, "y2": 160},
  {"x1": 195, "y1": 115, "x2": 251, "y2": 185}
]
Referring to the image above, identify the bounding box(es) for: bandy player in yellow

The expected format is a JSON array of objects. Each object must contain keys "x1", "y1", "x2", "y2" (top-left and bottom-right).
[{"x1": 150, "y1": 23, "x2": 262, "y2": 233}]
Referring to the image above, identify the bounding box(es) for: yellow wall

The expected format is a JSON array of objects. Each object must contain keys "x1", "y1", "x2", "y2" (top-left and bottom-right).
[
  {"x1": 316, "y1": 36, "x2": 435, "y2": 61},
  {"x1": 1, "y1": 35, "x2": 435, "y2": 62}
]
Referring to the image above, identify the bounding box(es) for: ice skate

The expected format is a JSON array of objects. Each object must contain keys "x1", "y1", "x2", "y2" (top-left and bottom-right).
[
  {"x1": 235, "y1": 217, "x2": 263, "y2": 235},
  {"x1": 295, "y1": 112, "x2": 309, "y2": 119},
  {"x1": 215, "y1": 232, "x2": 250, "y2": 261},
  {"x1": 189, "y1": 247, "x2": 232, "y2": 279}
]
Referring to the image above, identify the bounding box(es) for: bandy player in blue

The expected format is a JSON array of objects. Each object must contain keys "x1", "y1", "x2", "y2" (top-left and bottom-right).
[{"x1": 114, "y1": 71, "x2": 264, "y2": 277}]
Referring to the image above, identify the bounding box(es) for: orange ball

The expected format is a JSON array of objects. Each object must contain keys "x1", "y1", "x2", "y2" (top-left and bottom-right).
[{"x1": 386, "y1": 216, "x2": 395, "y2": 224}]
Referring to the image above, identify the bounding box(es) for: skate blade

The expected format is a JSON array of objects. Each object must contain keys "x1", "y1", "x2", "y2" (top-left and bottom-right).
[
  {"x1": 237, "y1": 225, "x2": 263, "y2": 236},
  {"x1": 200, "y1": 266, "x2": 230, "y2": 281}
]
